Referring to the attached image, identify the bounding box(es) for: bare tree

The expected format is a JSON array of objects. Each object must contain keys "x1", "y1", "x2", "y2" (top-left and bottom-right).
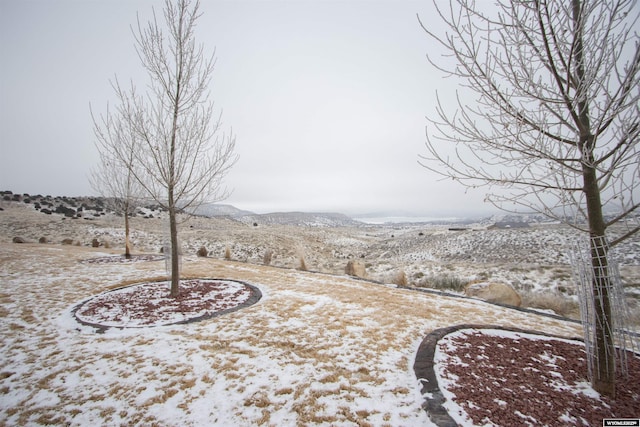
[
  {"x1": 91, "y1": 105, "x2": 143, "y2": 259},
  {"x1": 96, "y1": 0, "x2": 237, "y2": 297},
  {"x1": 419, "y1": 0, "x2": 639, "y2": 397}
]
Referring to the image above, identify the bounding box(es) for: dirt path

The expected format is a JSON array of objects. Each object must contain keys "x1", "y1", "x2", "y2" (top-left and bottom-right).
[{"x1": 0, "y1": 243, "x2": 583, "y2": 426}]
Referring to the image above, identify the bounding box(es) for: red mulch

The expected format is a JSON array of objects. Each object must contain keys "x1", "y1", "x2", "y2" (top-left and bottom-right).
[
  {"x1": 439, "y1": 330, "x2": 640, "y2": 426},
  {"x1": 74, "y1": 279, "x2": 257, "y2": 328}
]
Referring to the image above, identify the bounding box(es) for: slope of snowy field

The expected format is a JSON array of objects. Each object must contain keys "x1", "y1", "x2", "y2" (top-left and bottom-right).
[
  {"x1": 2, "y1": 199, "x2": 639, "y2": 325},
  {"x1": 0, "y1": 241, "x2": 588, "y2": 426}
]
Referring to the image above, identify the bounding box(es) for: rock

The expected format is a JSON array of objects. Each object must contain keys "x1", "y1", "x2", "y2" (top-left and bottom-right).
[
  {"x1": 465, "y1": 282, "x2": 522, "y2": 307},
  {"x1": 12, "y1": 237, "x2": 26, "y2": 243},
  {"x1": 345, "y1": 260, "x2": 366, "y2": 278}
]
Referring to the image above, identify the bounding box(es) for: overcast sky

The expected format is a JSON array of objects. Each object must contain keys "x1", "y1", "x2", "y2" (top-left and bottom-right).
[{"x1": 0, "y1": 0, "x2": 493, "y2": 217}]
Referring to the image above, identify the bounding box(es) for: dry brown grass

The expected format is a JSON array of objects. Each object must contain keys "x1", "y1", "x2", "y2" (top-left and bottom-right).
[
  {"x1": 0, "y1": 242, "x2": 588, "y2": 426},
  {"x1": 262, "y1": 249, "x2": 273, "y2": 266},
  {"x1": 521, "y1": 291, "x2": 580, "y2": 319},
  {"x1": 392, "y1": 270, "x2": 408, "y2": 286},
  {"x1": 297, "y1": 254, "x2": 308, "y2": 271}
]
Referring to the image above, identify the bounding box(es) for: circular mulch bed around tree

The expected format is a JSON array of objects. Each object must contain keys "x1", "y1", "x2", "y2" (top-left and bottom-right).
[
  {"x1": 73, "y1": 279, "x2": 261, "y2": 332},
  {"x1": 414, "y1": 324, "x2": 640, "y2": 427},
  {"x1": 80, "y1": 254, "x2": 166, "y2": 264}
]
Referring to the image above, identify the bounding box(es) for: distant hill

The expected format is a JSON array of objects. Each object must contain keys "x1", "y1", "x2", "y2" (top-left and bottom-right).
[
  {"x1": 241, "y1": 211, "x2": 363, "y2": 227},
  {"x1": 0, "y1": 191, "x2": 167, "y2": 219},
  {"x1": 1, "y1": 192, "x2": 364, "y2": 227},
  {"x1": 174, "y1": 202, "x2": 364, "y2": 227},
  {"x1": 192, "y1": 203, "x2": 254, "y2": 218}
]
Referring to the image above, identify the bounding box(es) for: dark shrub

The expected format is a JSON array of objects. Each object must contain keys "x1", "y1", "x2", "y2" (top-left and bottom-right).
[
  {"x1": 55, "y1": 205, "x2": 75, "y2": 216},
  {"x1": 196, "y1": 246, "x2": 208, "y2": 257}
]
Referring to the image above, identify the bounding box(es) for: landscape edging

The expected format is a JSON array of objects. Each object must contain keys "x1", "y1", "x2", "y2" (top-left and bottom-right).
[
  {"x1": 413, "y1": 324, "x2": 585, "y2": 427},
  {"x1": 71, "y1": 278, "x2": 262, "y2": 333}
]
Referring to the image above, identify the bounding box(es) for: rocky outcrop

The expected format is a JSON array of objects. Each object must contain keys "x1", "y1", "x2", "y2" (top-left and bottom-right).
[{"x1": 465, "y1": 281, "x2": 522, "y2": 307}]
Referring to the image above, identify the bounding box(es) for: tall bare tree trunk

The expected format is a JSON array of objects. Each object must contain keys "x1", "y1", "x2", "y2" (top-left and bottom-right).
[
  {"x1": 572, "y1": 0, "x2": 615, "y2": 397},
  {"x1": 167, "y1": 10, "x2": 182, "y2": 298},
  {"x1": 124, "y1": 206, "x2": 132, "y2": 259},
  {"x1": 168, "y1": 203, "x2": 180, "y2": 298},
  {"x1": 583, "y1": 164, "x2": 616, "y2": 397}
]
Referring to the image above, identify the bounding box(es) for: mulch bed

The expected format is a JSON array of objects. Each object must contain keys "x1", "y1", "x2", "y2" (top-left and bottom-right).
[
  {"x1": 414, "y1": 325, "x2": 640, "y2": 426},
  {"x1": 73, "y1": 279, "x2": 262, "y2": 332}
]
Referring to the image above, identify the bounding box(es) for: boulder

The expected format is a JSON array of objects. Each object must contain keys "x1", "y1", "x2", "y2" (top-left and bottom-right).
[
  {"x1": 345, "y1": 260, "x2": 366, "y2": 278},
  {"x1": 465, "y1": 281, "x2": 522, "y2": 307},
  {"x1": 12, "y1": 237, "x2": 26, "y2": 243}
]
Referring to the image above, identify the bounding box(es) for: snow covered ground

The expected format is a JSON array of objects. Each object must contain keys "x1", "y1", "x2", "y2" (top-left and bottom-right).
[
  {"x1": 1, "y1": 200, "x2": 639, "y2": 425},
  {"x1": 0, "y1": 241, "x2": 587, "y2": 426}
]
